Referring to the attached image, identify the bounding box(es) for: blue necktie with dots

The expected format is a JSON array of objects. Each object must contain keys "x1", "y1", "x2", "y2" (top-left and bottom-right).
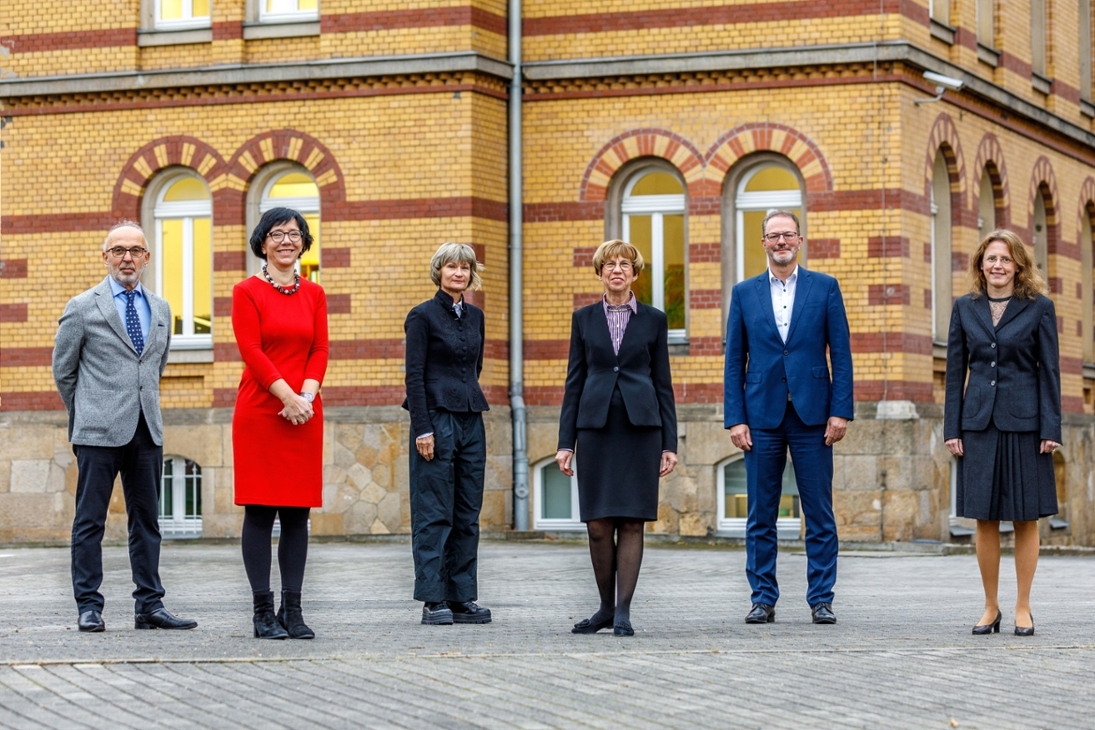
[{"x1": 124, "y1": 290, "x2": 144, "y2": 356}]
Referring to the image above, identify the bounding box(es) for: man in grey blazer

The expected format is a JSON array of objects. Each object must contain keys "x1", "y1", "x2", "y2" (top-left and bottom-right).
[{"x1": 52, "y1": 222, "x2": 197, "y2": 633}]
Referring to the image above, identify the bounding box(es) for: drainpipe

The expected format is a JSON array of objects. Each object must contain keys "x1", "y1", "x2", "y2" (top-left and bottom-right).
[{"x1": 508, "y1": 0, "x2": 529, "y2": 530}]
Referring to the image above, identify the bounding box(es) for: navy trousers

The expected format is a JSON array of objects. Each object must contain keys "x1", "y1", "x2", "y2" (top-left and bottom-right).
[
  {"x1": 744, "y1": 400, "x2": 838, "y2": 607},
  {"x1": 71, "y1": 412, "x2": 166, "y2": 615},
  {"x1": 408, "y1": 409, "x2": 486, "y2": 603}
]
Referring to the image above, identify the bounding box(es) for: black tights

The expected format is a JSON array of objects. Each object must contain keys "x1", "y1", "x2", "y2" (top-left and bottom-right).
[
  {"x1": 585, "y1": 518, "x2": 645, "y2": 624},
  {"x1": 241, "y1": 506, "x2": 310, "y2": 594}
]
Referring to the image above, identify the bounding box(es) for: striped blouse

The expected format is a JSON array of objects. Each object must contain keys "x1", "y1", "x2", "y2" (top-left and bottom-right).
[{"x1": 603, "y1": 292, "x2": 638, "y2": 355}]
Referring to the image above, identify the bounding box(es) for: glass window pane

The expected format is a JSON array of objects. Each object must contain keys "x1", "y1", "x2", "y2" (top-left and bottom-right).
[
  {"x1": 743, "y1": 211, "x2": 768, "y2": 279},
  {"x1": 160, "y1": 219, "x2": 185, "y2": 335},
  {"x1": 541, "y1": 466, "x2": 573, "y2": 520},
  {"x1": 185, "y1": 460, "x2": 201, "y2": 519},
  {"x1": 630, "y1": 171, "x2": 683, "y2": 196},
  {"x1": 628, "y1": 215, "x2": 653, "y2": 306},
  {"x1": 159, "y1": 0, "x2": 183, "y2": 20},
  {"x1": 192, "y1": 217, "x2": 212, "y2": 335},
  {"x1": 664, "y1": 214, "x2": 685, "y2": 329},
  {"x1": 269, "y1": 173, "x2": 319, "y2": 200},
  {"x1": 724, "y1": 460, "x2": 798, "y2": 519},
  {"x1": 298, "y1": 0, "x2": 318, "y2": 10},
  {"x1": 744, "y1": 167, "x2": 799, "y2": 193},
  {"x1": 979, "y1": 174, "x2": 995, "y2": 234},
  {"x1": 300, "y1": 213, "x2": 320, "y2": 283},
  {"x1": 163, "y1": 177, "x2": 209, "y2": 202},
  {"x1": 160, "y1": 458, "x2": 175, "y2": 519},
  {"x1": 192, "y1": 0, "x2": 210, "y2": 17}
]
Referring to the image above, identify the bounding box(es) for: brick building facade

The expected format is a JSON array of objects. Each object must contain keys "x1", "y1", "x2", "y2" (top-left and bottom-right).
[{"x1": 2, "y1": 1, "x2": 1095, "y2": 545}]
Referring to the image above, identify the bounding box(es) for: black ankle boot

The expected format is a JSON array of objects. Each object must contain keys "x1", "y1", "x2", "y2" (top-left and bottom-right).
[
  {"x1": 277, "y1": 590, "x2": 315, "y2": 639},
  {"x1": 253, "y1": 590, "x2": 288, "y2": 639}
]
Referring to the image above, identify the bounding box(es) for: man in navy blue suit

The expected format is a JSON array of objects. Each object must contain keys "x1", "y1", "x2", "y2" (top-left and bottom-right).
[{"x1": 724, "y1": 210, "x2": 853, "y2": 625}]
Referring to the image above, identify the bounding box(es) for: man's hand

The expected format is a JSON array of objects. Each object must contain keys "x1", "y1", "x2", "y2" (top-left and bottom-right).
[
  {"x1": 729, "y1": 424, "x2": 752, "y2": 452},
  {"x1": 824, "y1": 417, "x2": 848, "y2": 446}
]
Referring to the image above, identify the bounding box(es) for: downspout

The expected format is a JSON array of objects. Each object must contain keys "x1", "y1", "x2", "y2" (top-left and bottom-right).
[{"x1": 508, "y1": 0, "x2": 529, "y2": 530}]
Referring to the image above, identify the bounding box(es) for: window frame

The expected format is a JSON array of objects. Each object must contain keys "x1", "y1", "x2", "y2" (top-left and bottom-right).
[
  {"x1": 145, "y1": 170, "x2": 214, "y2": 351},
  {"x1": 930, "y1": 150, "x2": 954, "y2": 344},
  {"x1": 257, "y1": 0, "x2": 319, "y2": 24},
  {"x1": 532, "y1": 457, "x2": 583, "y2": 532},
  {"x1": 1083, "y1": 203, "x2": 1095, "y2": 365},
  {"x1": 160, "y1": 455, "x2": 203, "y2": 539},
  {"x1": 152, "y1": 0, "x2": 212, "y2": 31},
  {"x1": 715, "y1": 456, "x2": 802, "y2": 539}
]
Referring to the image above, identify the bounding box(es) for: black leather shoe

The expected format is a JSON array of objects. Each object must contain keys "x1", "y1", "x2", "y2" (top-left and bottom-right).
[
  {"x1": 972, "y1": 610, "x2": 1002, "y2": 635},
  {"x1": 572, "y1": 614, "x2": 614, "y2": 634},
  {"x1": 422, "y1": 602, "x2": 453, "y2": 625},
  {"x1": 134, "y1": 608, "x2": 198, "y2": 630},
  {"x1": 1015, "y1": 612, "x2": 1034, "y2": 637},
  {"x1": 613, "y1": 620, "x2": 634, "y2": 637},
  {"x1": 78, "y1": 610, "x2": 105, "y2": 632},
  {"x1": 745, "y1": 603, "x2": 775, "y2": 624},
  {"x1": 811, "y1": 602, "x2": 837, "y2": 624},
  {"x1": 448, "y1": 601, "x2": 492, "y2": 624}
]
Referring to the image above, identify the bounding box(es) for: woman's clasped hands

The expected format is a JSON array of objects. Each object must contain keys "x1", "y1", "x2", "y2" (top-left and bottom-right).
[{"x1": 279, "y1": 393, "x2": 314, "y2": 427}]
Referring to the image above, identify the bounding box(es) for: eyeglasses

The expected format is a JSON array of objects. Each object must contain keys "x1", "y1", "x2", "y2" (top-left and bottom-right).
[
  {"x1": 267, "y1": 230, "x2": 303, "y2": 243},
  {"x1": 764, "y1": 232, "x2": 799, "y2": 243},
  {"x1": 106, "y1": 246, "x2": 148, "y2": 258},
  {"x1": 985, "y1": 255, "x2": 1013, "y2": 265},
  {"x1": 603, "y1": 260, "x2": 634, "y2": 271}
]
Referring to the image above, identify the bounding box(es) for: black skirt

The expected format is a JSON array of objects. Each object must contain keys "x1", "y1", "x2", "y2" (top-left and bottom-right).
[
  {"x1": 575, "y1": 387, "x2": 662, "y2": 522},
  {"x1": 956, "y1": 423, "x2": 1058, "y2": 521}
]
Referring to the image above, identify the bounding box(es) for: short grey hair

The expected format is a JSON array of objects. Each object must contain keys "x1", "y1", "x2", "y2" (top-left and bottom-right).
[
  {"x1": 103, "y1": 220, "x2": 146, "y2": 250},
  {"x1": 430, "y1": 242, "x2": 482, "y2": 290},
  {"x1": 761, "y1": 210, "x2": 801, "y2": 235}
]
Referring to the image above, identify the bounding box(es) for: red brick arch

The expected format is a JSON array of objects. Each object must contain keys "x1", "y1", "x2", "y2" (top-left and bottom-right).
[
  {"x1": 1076, "y1": 177, "x2": 1095, "y2": 253},
  {"x1": 705, "y1": 123, "x2": 833, "y2": 194},
  {"x1": 923, "y1": 113, "x2": 966, "y2": 199},
  {"x1": 579, "y1": 128, "x2": 705, "y2": 201},
  {"x1": 1028, "y1": 156, "x2": 1060, "y2": 227},
  {"x1": 111, "y1": 136, "x2": 227, "y2": 221},
  {"x1": 972, "y1": 133, "x2": 1009, "y2": 226}
]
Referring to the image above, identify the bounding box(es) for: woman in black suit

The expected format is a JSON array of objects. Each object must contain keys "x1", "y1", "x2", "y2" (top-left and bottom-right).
[
  {"x1": 556, "y1": 239, "x2": 678, "y2": 637},
  {"x1": 403, "y1": 242, "x2": 491, "y2": 627},
  {"x1": 944, "y1": 229, "x2": 1061, "y2": 637}
]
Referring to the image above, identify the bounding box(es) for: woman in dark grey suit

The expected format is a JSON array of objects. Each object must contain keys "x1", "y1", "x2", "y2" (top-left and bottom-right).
[
  {"x1": 944, "y1": 229, "x2": 1061, "y2": 637},
  {"x1": 556, "y1": 239, "x2": 678, "y2": 636},
  {"x1": 403, "y1": 243, "x2": 491, "y2": 626}
]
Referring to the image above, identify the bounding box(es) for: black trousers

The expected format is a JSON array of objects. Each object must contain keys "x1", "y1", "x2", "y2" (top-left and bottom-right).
[
  {"x1": 408, "y1": 409, "x2": 486, "y2": 602},
  {"x1": 71, "y1": 412, "x2": 165, "y2": 614}
]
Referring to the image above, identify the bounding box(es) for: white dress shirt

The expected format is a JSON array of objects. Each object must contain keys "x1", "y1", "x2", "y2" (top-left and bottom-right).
[{"x1": 769, "y1": 265, "x2": 798, "y2": 343}]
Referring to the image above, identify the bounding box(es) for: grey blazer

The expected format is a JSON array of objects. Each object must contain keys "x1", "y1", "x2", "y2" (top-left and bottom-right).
[
  {"x1": 52, "y1": 277, "x2": 172, "y2": 447},
  {"x1": 943, "y1": 293, "x2": 1062, "y2": 442}
]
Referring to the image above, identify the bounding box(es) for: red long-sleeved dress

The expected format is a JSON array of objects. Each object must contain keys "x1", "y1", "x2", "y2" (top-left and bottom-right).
[{"x1": 231, "y1": 275, "x2": 329, "y2": 507}]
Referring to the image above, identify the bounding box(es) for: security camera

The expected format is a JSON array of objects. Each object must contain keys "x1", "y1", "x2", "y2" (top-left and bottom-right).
[
  {"x1": 923, "y1": 71, "x2": 965, "y2": 92},
  {"x1": 915, "y1": 71, "x2": 965, "y2": 105}
]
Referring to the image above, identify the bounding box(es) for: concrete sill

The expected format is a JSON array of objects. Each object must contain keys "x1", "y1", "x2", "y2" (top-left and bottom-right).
[
  {"x1": 1032, "y1": 72, "x2": 1052, "y2": 95},
  {"x1": 976, "y1": 43, "x2": 1000, "y2": 68},
  {"x1": 1082, "y1": 99, "x2": 1095, "y2": 119},
  {"x1": 137, "y1": 27, "x2": 213, "y2": 47},
  {"x1": 168, "y1": 348, "x2": 214, "y2": 364},
  {"x1": 930, "y1": 19, "x2": 956, "y2": 45},
  {"x1": 242, "y1": 20, "x2": 320, "y2": 40}
]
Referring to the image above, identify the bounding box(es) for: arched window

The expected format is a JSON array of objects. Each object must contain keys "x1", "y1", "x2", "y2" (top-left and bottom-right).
[
  {"x1": 931, "y1": 151, "x2": 953, "y2": 342},
  {"x1": 160, "y1": 456, "x2": 202, "y2": 538},
  {"x1": 258, "y1": 169, "x2": 321, "y2": 282},
  {"x1": 978, "y1": 170, "x2": 997, "y2": 239},
  {"x1": 716, "y1": 457, "x2": 800, "y2": 538},
  {"x1": 532, "y1": 457, "x2": 582, "y2": 531},
  {"x1": 152, "y1": 173, "x2": 213, "y2": 348},
  {"x1": 735, "y1": 163, "x2": 804, "y2": 282},
  {"x1": 1083, "y1": 203, "x2": 1095, "y2": 364},
  {"x1": 621, "y1": 169, "x2": 686, "y2": 337},
  {"x1": 1033, "y1": 187, "x2": 1049, "y2": 273},
  {"x1": 155, "y1": 0, "x2": 210, "y2": 29}
]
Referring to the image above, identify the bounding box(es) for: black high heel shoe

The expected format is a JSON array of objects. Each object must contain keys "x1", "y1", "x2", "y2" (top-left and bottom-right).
[
  {"x1": 1014, "y1": 612, "x2": 1034, "y2": 637},
  {"x1": 572, "y1": 614, "x2": 614, "y2": 634},
  {"x1": 972, "y1": 610, "x2": 1002, "y2": 635}
]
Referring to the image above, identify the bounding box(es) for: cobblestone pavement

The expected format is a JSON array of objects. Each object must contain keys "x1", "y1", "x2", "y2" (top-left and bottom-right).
[{"x1": 0, "y1": 540, "x2": 1092, "y2": 729}]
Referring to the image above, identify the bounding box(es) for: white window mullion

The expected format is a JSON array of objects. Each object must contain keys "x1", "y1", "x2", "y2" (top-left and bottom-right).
[
  {"x1": 736, "y1": 208, "x2": 745, "y2": 283},
  {"x1": 182, "y1": 217, "x2": 195, "y2": 337},
  {"x1": 930, "y1": 201, "x2": 938, "y2": 341},
  {"x1": 652, "y1": 213, "x2": 665, "y2": 311}
]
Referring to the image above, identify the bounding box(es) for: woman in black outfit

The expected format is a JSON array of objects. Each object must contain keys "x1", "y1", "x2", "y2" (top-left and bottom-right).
[
  {"x1": 944, "y1": 229, "x2": 1061, "y2": 637},
  {"x1": 556, "y1": 239, "x2": 678, "y2": 636},
  {"x1": 403, "y1": 242, "x2": 491, "y2": 626}
]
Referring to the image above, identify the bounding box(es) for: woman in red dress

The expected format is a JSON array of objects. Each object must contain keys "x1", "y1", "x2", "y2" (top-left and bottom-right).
[{"x1": 232, "y1": 207, "x2": 328, "y2": 640}]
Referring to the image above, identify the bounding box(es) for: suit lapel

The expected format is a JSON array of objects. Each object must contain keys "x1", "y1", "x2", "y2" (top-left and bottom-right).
[
  {"x1": 753, "y1": 273, "x2": 781, "y2": 342},
  {"x1": 783, "y1": 268, "x2": 811, "y2": 345},
  {"x1": 993, "y1": 296, "x2": 1030, "y2": 333},
  {"x1": 143, "y1": 291, "x2": 169, "y2": 358},
  {"x1": 592, "y1": 301, "x2": 620, "y2": 363},
  {"x1": 972, "y1": 295, "x2": 995, "y2": 335},
  {"x1": 94, "y1": 278, "x2": 137, "y2": 354}
]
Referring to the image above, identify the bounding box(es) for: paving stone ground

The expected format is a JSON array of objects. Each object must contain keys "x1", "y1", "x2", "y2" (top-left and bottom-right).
[{"x1": 0, "y1": 540, "x2": 1092, "y2": 729}]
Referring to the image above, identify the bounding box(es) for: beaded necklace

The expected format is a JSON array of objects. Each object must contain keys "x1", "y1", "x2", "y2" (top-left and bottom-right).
[{"x1": 262, "y1": 264, "x2": 301, "y2": 296}]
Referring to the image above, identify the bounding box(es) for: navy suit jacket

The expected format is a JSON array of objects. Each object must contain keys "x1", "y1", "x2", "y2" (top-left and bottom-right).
[
  {"x1": 558, "y1": 301, "x2": 678, "y2": 453},
  {"x1": 724, "y1": 267, "x2": 854, "y2": 430},
  {"x1": 943, "y1": 293, "x2": 1061, "y2": 442}
]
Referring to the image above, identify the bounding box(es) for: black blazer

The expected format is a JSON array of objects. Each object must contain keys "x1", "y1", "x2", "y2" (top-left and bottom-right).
[
  {"x1": 558, "y1": 301, "x2": 678, "y2": 452},
  {"x1": 944, "y1": 293, "x2": 1061, "y2": 442},
  {"x1": 403, "y1": 289, "x2": 489, "y2": 438}
]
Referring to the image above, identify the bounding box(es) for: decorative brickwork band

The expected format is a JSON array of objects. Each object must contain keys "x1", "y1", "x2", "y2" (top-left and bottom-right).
[
  {"x1": 580, "y1": 128, "x2": 705, "y2": 202},
  {"x1": 705, "y1": 123, "x2": 833, "y2": 195},
  {"x1": 111, "y1": 136, "x2": 227, "y2": 222}
]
